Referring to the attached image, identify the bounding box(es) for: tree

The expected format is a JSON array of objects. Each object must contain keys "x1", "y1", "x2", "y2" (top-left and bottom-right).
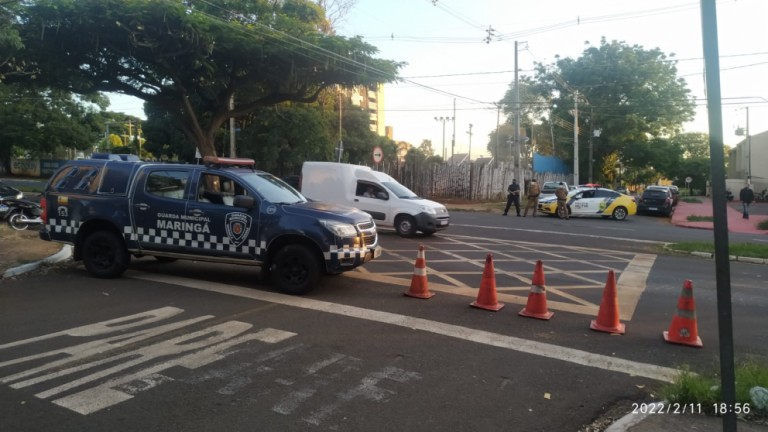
[
  {"x1": 528, "y1": 38, "x2": 695, "y2": 179},
  {"x1": 0, "y1": 83, "x2": 106, "y2": 169},
  {"x1": 12, "y1": 0, "x2": 401, "y2": 157},
  {"x1": 0, "y1": 0, "x2": 27, "y2": 80}
]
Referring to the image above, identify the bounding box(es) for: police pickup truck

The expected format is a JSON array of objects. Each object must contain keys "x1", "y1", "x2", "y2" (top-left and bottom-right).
[{"x1": 39, "y1": 156, "x2": 381, "y2": 295}]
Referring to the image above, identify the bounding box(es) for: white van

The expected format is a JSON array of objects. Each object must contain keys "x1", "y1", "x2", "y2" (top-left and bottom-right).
[{"x1": 300, "y1": 162, "x2": 450, "y2": 237}]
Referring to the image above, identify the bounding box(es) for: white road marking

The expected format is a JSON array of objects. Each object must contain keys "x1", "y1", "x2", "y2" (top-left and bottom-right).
[{"x1": 133, "y1": 272, "x2": 680, "y2": 383}]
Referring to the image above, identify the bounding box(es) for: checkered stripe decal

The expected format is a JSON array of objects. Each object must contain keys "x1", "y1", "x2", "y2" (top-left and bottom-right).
[
  {"x1": 124, "y1": 226, "x2": 265, "y2": 254},
  {"x1": 326, "y1": 245, "x2": 369, "y2": 260},
  {"x1": 47, "y1": 218, "x2": 82, "y2": 235}
]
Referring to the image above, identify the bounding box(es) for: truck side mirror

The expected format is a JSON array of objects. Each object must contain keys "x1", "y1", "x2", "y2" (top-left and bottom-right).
[{"x1": 233, "y1": 195, "x2": 255, "y2": 209}]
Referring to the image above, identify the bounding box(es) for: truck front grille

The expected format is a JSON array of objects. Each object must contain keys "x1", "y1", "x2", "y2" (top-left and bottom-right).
[{"x1": 357, "y1": 221, "x2": 378, "y2": 246}]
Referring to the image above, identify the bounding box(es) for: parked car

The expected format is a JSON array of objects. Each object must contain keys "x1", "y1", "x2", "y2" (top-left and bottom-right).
[
  {"x1": 0, "y1": 180, "x2": 23, "y2": 200},
  {"x1": 615, "y1": 186, "x2": 628, "y2": 194},
  {"x1": 646, "y1": 185, "x2": 678, "y2": 206},
  {"x1": 637, "y1": 188, "x2": 674, "y2": 216},
  {"x1": 540, "y1": 181, "x2": 570, "y2": 198},
  {"x1": 537, "y1": 187, "x2": 636, "y2": 221}
]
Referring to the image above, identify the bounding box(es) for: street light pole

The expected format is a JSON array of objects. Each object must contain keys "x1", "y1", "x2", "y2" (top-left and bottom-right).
[
  {"x1": 467, "y1": 123, "x2": 473, "y2": 162},
  {"x1": 736, "y1": 106, "x2": 751, "y2": 185}
]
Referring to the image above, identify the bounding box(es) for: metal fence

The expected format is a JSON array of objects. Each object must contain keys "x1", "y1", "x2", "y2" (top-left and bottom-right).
[{"x1": 378, "y1": 161, "x2": 572, "y2": 201}]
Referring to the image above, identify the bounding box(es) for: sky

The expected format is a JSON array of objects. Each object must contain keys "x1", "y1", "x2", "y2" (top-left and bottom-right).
[{"x1": 108, "y1": 0, "x2": 768, "y2": 160}]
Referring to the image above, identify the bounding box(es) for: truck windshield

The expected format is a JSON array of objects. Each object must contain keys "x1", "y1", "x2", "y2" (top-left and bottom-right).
[
  {"x1": 240, "y1": 172, "x2": 307, "y2": 204},
  {"x1": 382, "y1": 181, "x2": 418, "y2": 199}
]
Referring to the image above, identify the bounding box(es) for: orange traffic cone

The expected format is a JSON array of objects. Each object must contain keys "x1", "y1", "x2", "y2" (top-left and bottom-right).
[
  {"x1": 663, "y1": 280, "x2": 703, "y2": 347},
  {"x1": 590, "y1": 270, "x2": 626, "y2": 334},
  {"x1": 404, "y1": 245, "x2": 435, "y2": 299},
  {"x1": 470, "y1": 254, "x2": 504, "y2": 311},
  {"x1": 519, "y1": 260, "x2": 554, "y2": 320}
]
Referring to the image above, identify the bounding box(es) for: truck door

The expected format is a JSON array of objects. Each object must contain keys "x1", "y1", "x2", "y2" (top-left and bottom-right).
[
  {"x1": 185, "y1": 173, "x2": 260, "y2": 260},
  {"x1": 130, "y1": 168, "x2": 193, "y2": 253}
]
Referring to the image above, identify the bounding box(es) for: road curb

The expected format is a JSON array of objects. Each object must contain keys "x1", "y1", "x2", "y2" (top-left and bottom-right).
[
  {"x1": 663, "y1": 245, "x2": 767, "y2": 265},
  {"x1": 2, "y1": 245, "x2": 72, "y2": 279}
]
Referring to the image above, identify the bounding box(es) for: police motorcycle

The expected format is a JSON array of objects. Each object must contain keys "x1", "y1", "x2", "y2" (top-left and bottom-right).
[{"x1": 2, "y1": 198, "x2": 44, "y2": 231}]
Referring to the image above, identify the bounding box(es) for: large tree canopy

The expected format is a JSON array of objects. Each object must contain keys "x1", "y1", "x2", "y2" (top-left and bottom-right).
[
  {"x1": 500, "y1": 38, "x2": 695, "y2": 183},
  {"x1": 12, "y1": 0, "x2": 401, "y2": 156}
]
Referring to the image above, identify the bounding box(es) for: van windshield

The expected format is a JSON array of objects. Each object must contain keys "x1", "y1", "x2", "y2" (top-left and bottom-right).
[
  {"x1": 382, "y1": 181, "x2": 418, "y2": 199},
  {"x1": 239, "y1": 172, "x2": 307, "y2": 204}
]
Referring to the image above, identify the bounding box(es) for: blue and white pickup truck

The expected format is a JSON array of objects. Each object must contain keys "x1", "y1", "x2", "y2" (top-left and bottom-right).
[{"x1": 39, "y1": 156, "x2": 381, "y2": 294}]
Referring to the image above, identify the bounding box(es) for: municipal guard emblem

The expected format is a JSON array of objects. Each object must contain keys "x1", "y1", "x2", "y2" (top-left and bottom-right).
[{"x1": 225, "y1": 212, "x2": 252, "y2": 247}]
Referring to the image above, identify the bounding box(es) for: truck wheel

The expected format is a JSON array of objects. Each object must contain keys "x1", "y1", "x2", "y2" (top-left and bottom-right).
[
  {"x1": 271, "y1": 245, "x2": 320, "y2": 295},
  {"x1": 394, "y1": 215, "x2": 417, "y2": 237},
  {"x1": 82, "y1": 231, "x2": 130, "y2": 278},
  {"x1": 612, "y1": 206, "x2": 628, "y2": 221}
]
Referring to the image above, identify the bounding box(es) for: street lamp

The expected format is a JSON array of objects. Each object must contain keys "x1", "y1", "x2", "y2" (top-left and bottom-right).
[
  {"x1": 434, "y1": 116, "x2": 454, "y2": 161},
  {"x1": 735, "y1": 107, "x2": 751, "y2": 185}
]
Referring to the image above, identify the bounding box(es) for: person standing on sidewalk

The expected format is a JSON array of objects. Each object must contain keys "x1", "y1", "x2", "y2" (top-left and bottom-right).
[
  {"x1": 740, "y1": 184, "x2": 755, "y2": 219},
  {"x1": 503, "y1": 179, "x2": 521, "y2": 216},
  {"x1": 523, "y1": 179, "x2": 540, "y2": 217}
]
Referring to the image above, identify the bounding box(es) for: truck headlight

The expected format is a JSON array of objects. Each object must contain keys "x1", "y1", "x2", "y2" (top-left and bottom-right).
[
  {"x1": 419, "y1": 206, "x2": 437, "y2": 214},
  {"x1": 320, "y1": 219, "x2": 358, "y2": 237}
]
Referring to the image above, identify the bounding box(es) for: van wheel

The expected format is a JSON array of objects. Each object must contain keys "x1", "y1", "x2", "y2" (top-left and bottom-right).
[
  {"x1": 271, "y1": 245, "x2": 320, "y2": 295},
  {"x1": 82, "y1": 231, "x2": 130, "y2": 278},
  {"x1": 612, "y1": 206, "x2": 628, "y2": 221},
  {"x1": 395, "y1": 215, "x2": 417, "y2": 237}
]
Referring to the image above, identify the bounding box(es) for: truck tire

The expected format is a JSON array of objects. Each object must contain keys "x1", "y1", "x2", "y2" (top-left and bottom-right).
[
  {"x1": 394, "y1": 215, "x2": 417, "y2": 237},
  {"x1": 271, "y1": 245, "x2": 320, "y2": 295},
  {"x1": 82, "y1": 231, "x2": 130, "y2": 278}
]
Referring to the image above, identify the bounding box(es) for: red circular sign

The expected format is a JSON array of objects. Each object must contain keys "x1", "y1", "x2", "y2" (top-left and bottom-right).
[{"x1": 372, "y1": 146, "x2": 383, "y2": 163}]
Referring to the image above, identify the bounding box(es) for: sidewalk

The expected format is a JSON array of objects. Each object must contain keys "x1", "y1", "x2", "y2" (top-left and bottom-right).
[{"x1": 671, "y1": 198, "x2": 768, "y2": 235}]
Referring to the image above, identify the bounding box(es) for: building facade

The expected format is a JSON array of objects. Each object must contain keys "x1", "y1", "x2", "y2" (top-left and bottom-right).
[{"x1": 728, "y1": 129, "x2": 768, "y2": 194}]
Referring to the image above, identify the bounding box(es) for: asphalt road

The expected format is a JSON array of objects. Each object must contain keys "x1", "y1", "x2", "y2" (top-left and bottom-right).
[{"x1": 1, "y1": 204, "x2": 767, "y2": 431}]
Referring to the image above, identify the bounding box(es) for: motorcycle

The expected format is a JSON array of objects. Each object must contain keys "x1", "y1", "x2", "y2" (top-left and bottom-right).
[{"x1": 1, "y1": 198, "x2": 43, "y2": 231}]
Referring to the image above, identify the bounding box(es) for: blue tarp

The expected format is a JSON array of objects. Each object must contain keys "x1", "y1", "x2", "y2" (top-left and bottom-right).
[{"x1": 533, "y1": 153, "x2": 570, "y2": 174}]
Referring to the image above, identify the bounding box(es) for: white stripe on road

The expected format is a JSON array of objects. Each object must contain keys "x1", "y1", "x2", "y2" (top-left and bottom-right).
[{"x1": 131, "y1": 271, "x2": 680, "y2": 383}]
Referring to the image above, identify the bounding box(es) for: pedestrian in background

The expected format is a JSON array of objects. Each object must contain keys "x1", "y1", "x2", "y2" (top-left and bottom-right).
[
  {"x1": 740, "y1": 184, "x2": 755, "y2": 219},
  {"x1": 555, "y1": 183, "x2": 569, "y2": 219},
  {"x1": 503, "y1": 179, "x2": 521, "y2": 216},
  {"x1": 523, "y1": 179, "x2": 540, "y2": 217}
]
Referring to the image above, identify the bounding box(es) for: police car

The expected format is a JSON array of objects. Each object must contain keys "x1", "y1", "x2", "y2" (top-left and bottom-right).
[
  {"x1": 537, "y1": 187, "x2": 637, "y2": 221},
  {"x1": 39, "y1": 156, "x2": 380, "y2": 294}
]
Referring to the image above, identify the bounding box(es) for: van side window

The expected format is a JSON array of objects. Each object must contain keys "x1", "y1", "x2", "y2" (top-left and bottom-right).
[
  {"x1": 146, "y1": 171, "x2": 189, "y2": 200},
  {"x1": 357, "y1": 182, "x2": 383, "y2": 199}
]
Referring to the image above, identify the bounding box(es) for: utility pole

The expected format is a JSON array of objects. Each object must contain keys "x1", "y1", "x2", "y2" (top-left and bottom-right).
[
  {"x1": 434, "y1": 116, "x2": 454, "y2": 161},
  {"x1": 451, "y1": 98, "x2": 456, "y2": 164},
  {"x1": 588, "y1": 105, "x2": 594, "y2": 184},
  {"x1": 337, "y1": 92, "x2": 343, "y2": 163},
  {"x1": 514, "y1": 40, "x2": 522, "y2": 185},
  {"x1": 495, "y1": 103, "x2": 501, "y2": 165},
  {"x1": 467, "y1": 123, "x2": 473, "y2": 162},
  {"x1": 573, "y1": 90, "x2": 579, "y2": 186},
  {"x1": 229, "y1": 95, "x2": 236, "y2": 157}
]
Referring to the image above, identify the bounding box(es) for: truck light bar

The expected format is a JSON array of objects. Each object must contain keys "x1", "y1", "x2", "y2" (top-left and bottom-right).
[{"x1": 203, "y1": 156, "x2": 256, "y2": 168}]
